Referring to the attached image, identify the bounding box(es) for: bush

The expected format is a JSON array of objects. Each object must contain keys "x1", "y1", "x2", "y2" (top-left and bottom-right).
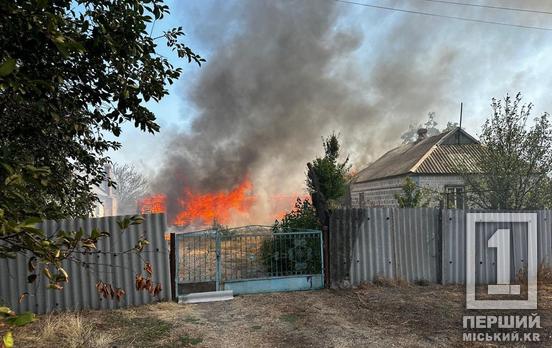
[
  {"x1": 260, "y1": 233, "x2": 321, "y2": 276},
  {"x1": 261, "y1": 198, "x2": 322, "y2": 276}
]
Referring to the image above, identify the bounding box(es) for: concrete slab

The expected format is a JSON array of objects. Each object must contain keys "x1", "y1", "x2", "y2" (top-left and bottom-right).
[{"x1": 178, "y1": 290, "x2": 234, "y2": 304}]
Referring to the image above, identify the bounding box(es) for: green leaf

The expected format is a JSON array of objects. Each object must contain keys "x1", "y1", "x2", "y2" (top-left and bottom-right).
[
  {"x1": 75, "y1": 228, "x2": 83, "y2": 241},
  {"x1": 129, "y1": 215, "x2": 144, "y2": 226},
  {"x1": 90, "y1": 228, "x2": 100, "y2": 239},
  {"x1": 5, "y1": 312, "x2": 35, "y2": 326},
  {"x1": 0, "y1": 306, "x2": 12, "y2": 315},
  {"x1": 116, "y1": 217, "x2": 130, "y2": 230},
  {"x1": 37, "y1": 0, "x2": 48, "y2": 8},
  {"x1": 3, "y1": 331, "x2": 14, "y2": 348},
  {"x1": 0, "y1": 58, "x2": 16, "y2": 77},
  {"x1": 22, "y1": 217, "x2": 42, "y2": 227},
  {"x1": 4, "y1": 174, "x2": 21, "y2": 186}
]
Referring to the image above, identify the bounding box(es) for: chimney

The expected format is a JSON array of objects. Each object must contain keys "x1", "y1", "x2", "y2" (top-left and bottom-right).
[{"x1": 416, "y1": 128, "x2": 428, "y2": 142}]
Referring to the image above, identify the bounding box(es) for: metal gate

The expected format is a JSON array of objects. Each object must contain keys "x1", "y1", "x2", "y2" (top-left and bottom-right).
[{"x1": 174, "y1": 226, "x2": 324, "y2": 297}]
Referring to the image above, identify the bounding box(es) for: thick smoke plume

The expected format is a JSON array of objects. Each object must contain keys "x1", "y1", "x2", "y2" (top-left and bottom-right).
[{"x1": 153, "y1": 0, "x2": 552, "y2": 225}]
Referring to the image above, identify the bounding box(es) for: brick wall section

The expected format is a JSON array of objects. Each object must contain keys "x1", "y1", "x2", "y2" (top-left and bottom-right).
[
  {"x1": 350, "y1": 175, "x2": 406, "y2": 207},
  {"x1": 351, "y1": 174, "x2": 466, "y2": 207}
]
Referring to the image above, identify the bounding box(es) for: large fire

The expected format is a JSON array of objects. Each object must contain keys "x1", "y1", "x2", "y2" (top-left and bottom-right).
[
  {"x1": 173, "y1": 179, "x2": 255, "y2": 226},
  {"x1": 138, "y1": 194, "x2": 166, "y2": 214},
  {"x1": 138, "y1": 179, "x2": 256, "y2": 226},
  {"x1": 138, "y1": 178, "x2": 309, "y2": 227}
]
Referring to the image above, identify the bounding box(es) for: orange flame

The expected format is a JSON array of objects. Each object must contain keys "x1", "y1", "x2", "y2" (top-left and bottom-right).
[
  {"x1": 138, "y1": 194, "x2": 166, "y2": 214},
  {"x1": 137, "y1": 179, "x2": 307, "y2": 227},
  {"x1": 173, "y1": 179, "x2": 255, "y2": 226}
]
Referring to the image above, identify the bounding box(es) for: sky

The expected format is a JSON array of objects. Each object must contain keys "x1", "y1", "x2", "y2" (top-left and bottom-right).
[{"x1": 109, "y1": 0, "x2": 552, "y2": 217}]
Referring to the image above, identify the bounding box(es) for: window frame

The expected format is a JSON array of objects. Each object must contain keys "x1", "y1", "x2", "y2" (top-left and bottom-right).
[
  {"x1": 358, "y1": 192, "x2": 365, "y2": 207},
  {"x1": 445, "y1": 185, "x2": 465, "y2": 209}
]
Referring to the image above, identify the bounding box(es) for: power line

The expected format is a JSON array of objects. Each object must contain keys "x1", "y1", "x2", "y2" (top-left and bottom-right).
[
  {"x1": 409, "y1": 0, "x2": 552, "y2": 16},
  {"x1": 332, "y1": 0, "x2": 552, "y2": 31}
]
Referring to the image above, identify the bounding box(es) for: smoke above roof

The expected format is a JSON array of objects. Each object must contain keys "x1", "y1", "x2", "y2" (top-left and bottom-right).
[{"x1": 151, "y1": 0, "x2": 552, "y2": 224}]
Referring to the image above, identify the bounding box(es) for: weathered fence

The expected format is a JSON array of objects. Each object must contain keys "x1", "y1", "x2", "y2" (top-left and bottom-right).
[
  {"x1": 329, "y1": 208, "x2": 552, "y2": 287},
  {"x1": 0, "y1": 214, "x2": 170, "y2": 314},
  {"x1": 441, "y1": 210, "x2": 552, "y2": 284}
]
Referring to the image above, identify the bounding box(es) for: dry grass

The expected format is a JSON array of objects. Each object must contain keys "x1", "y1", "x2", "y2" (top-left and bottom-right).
[
  {"x1": 537, "y1": 263, "x2": 552, "y2": 284},
  {"x1": 21, "y1": 312, "x2": 118, "y2": 348},
  {"x1": 13, "y1": 284, "x2": 552, "y2": 347},
  {"x1": 514, "y1": 263, "x2": 552, "y2": 287},
  {"x1": 371, "y1": 274, "x2": 410, "y2": 287}
]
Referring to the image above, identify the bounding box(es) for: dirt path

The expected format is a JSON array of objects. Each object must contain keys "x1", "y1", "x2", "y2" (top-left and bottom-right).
[{"x1": 15, "y1": 284, "x2": 552, "y2": 347}]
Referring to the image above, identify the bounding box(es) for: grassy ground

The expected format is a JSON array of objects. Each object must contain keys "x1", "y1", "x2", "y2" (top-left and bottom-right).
[{"x1": 13, "y1": 283, "x2": 552, "y2": 347}]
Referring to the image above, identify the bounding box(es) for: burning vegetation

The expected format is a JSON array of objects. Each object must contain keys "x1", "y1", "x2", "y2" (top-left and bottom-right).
[{"x1": 139, "y1": 179, "x2": 257, "y2": 227}]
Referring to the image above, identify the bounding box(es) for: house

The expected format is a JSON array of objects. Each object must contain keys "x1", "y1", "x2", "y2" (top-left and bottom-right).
[
  {"x1": 92, "y1": 164, "x2": 118, "y2": 217},
  {"x1": 351, "y1": 127, "x2": 483, "y2": 208}
]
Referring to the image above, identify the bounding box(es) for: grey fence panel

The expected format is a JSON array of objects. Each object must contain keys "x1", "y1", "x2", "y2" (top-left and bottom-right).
[
  {"x1": 393, "y1": 208, "x2": 440, "y2": 282},
  {"x1": 441, "y1": 210, "x2": 550, "y2": 284},
  {"x1": 441, "y1": 209, "x2": 466, "y2": 284},
  {"x1": 351, "y1": 208, "x2": 395, "y2": 285},
  {"x1": 0, "y1": 214, "x2": 170, "y2": 314},
  {"x1": 331, "y1": 208, "x2": 396, "y2": 287},
  {"x1": 332, "y1": 208, "x2": 552, "y2": 286},
  {"x1": 538, "y1": 211, "x2": 552, "y2": 267}
]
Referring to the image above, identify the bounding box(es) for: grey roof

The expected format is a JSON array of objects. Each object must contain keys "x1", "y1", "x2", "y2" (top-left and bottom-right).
[
  {"x1": 354, "y1": 128, "x2": 483, "y2": 183},
  {"x1": 416, "y1": 143, "x2": 483, "y2": 174}
]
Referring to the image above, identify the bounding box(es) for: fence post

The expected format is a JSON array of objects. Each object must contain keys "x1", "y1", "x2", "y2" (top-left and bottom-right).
[
  {"x1": 215, "y1": 229, "x2": 222, "y2": 291},
  {"x1": 169, "y1": 233, "x2": 176, "y2": 301},
  {"x1": 437, "y1": 206, "x2": 443, "y2": 284},
  {"x1": 390, "y1": 208, "x2": 399, "y2": 279},
  {"x1": 323, "y1": 225, "x2": 330, "y2": 288}
]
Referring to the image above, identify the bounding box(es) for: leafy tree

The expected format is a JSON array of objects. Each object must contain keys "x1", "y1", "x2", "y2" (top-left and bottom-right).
[
  {"x1": 0, "y1": 0, "x2": 203, "y2": 218},
  {"x1": 0, "y1": 2, "x2": 197, "y2": 342},
  {"x1": 306, "y1": 133, "x2": 350, "y2": 209},
  {"x1": 112, "y1": 163, "x2": 150, "y2": 215},
  {"x1": 463, "y1": 93, "x2": 552, "y2": 209},
  {"x1": 272, "y1": 198, "x2": 321, "y2": 231},
  {"x1": 394, "y1": 177, "x2": 426, "y2": 208}
]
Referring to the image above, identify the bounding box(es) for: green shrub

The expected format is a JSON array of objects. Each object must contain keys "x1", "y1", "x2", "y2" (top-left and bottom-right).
[{"x1": 260, "y1": 233, "x2": 321, "y2": 276}]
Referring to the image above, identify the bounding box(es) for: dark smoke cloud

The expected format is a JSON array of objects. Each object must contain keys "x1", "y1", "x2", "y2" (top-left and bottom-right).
[{"x1": 153, "y1": 0, "x2": 552, "y2": 223}]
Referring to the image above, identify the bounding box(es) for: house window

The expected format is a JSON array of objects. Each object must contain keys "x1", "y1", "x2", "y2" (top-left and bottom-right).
[
  {"x1": 446, "y1": 186, "x2": 464, "y2": 209},
  {"x1": 359, "y1": 192, "x2": 365, "y2": 207}
]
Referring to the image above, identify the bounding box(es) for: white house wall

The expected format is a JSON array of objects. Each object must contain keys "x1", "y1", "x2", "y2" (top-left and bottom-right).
[
  {"x1": 418, "y1": 175, "x2": 465, "y2": 206},
  {"x1": 351, "y1": 174, "x2": 466, "y2": 208},
  {"x1": 351, "y1": 176, "x2": 407, "y2": 207}
]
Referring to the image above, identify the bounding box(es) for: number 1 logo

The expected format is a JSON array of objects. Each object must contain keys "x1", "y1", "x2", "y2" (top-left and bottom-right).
[{"x1": 466, "y1": 213, "x2": 537, "y2": 310}]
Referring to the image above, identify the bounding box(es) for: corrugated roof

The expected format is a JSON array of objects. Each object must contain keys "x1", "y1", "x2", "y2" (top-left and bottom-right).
[
  {"x1": 354, "y1": 128, "x2": 483, "y2": 183},
  {"x1": 414, "y1": 144, "x2": 484, "y2": 174}
]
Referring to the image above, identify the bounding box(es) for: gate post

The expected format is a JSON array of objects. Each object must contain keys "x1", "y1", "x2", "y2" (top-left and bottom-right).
[
  {"x1": 323, "y1": 225, "x2": 330, "y2": 288},
  {"x1": 215, "y1": 229, "x2": 222, "y2": 291},
  {"x1": 169, "y1": 233, "x2": 176, "y2": 301}
]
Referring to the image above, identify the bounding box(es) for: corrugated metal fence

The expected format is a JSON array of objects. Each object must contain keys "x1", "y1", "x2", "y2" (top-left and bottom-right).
[
  {"x1": 329, "y1": 208, "x2": 440, "y2": 287},
  {"x1": 441, "y1": 210, "x2": 552, "y2": 284},
  {"x1": 0, "y1": 214, "x2": 171, "y2": 314},
  {"x1": 329, "y1": 208, "x2": 552, "y2": 287}
]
